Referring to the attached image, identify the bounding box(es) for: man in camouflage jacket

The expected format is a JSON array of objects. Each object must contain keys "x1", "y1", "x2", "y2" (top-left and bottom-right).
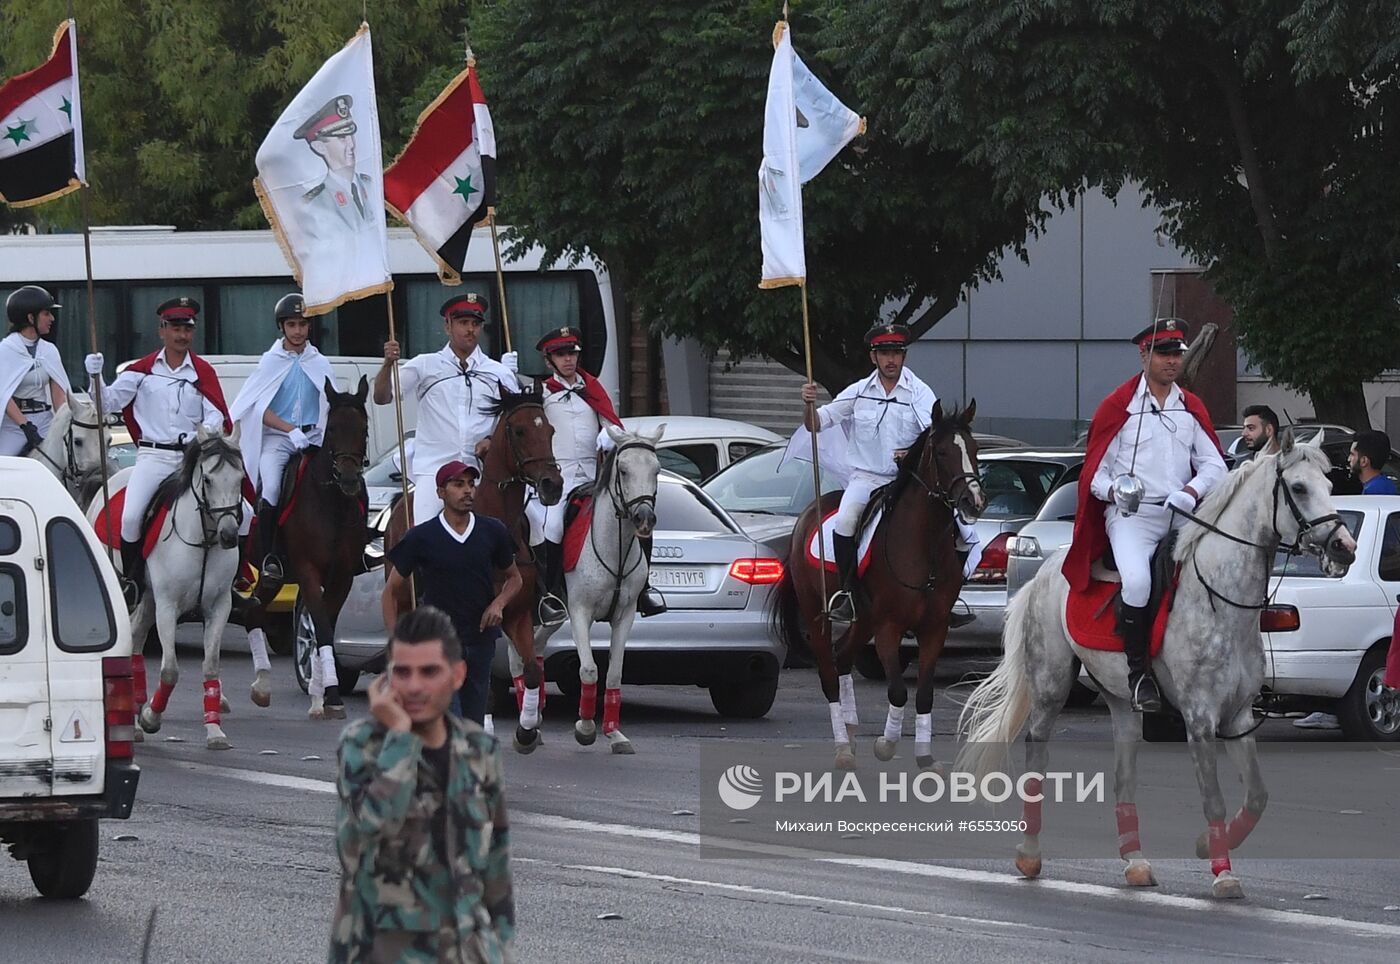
[{"x1": 330, "y1": 606, "x2": 515, "y2": 963}]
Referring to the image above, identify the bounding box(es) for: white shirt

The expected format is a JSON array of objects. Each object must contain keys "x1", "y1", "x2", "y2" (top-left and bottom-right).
[
  {"x1": 398, "y1": 345, "x2": 521, "y2": 478},
  {"x1": 543, "y1": 374, "x2": 603, "y2": 486},
  {"x1": 816, "y1": 367, "x2": 938, "y2": 477},
  {"x1": 1090, "y1": 375, "x2": 1227, "y2": 504},
  {"x1": 13, "y1": 337, "x2": 48, "y2": 400},
  {"x1": 98, "y1": 351, "x2": 224, "y2": 445}
]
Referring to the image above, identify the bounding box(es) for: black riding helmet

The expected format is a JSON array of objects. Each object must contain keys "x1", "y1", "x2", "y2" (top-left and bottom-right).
[
  {"x1": 6, "y1": 285, "x2": 60, "y2": 332},
  {"x1": 274, "y1": 292, "x2": 306, "y2": 327}
]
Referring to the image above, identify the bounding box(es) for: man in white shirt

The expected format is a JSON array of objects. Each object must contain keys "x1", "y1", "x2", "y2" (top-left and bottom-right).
[
  {"x1": 373, "y1": 292, "x2": 520, "y2": 525},
  {"x1": 86, "y1": 297, "x2": 232, "y2": 607},
  {"x1": 799, "y1": 323, "x2": 941, "y2": 623},
  {"x1": 229, "y1": 293, "x2": 335, "y2": 584}
]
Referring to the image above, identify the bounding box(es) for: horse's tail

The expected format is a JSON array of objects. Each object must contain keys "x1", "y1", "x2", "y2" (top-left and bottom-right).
[
  {"x1": 767, "y1": 562, "x2": 805, "y2": 655},
  {"x1": 956, "y1": 571, "x2": 1037, "y2": 780}
]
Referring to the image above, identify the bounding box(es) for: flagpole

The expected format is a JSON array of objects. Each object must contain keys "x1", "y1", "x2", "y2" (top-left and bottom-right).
[
  {"x1": 799, "y1": 283, "x2": 829, "y2": 619},
  {"x1": 384, "y1": 292, "x2": 413, "y2": 548},
  {"x1": 486, "y1": 209, "x2": 513, "y2": 355}
]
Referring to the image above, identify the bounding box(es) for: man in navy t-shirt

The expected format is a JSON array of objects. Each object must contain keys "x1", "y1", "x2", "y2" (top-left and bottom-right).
[{"x1": 384, "y1": 459, "x2": 522, "y2": 725}]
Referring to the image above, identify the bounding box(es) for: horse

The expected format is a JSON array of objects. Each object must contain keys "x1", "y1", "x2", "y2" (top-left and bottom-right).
[
  {"x1": 25, "y1": 393, "x2": 110, "y2": 507},
  {"x1": 532, "y1": 423, "x2": 663, "y2": 754},
  {"x1": 384, "y1": 385, "x2": 565, "y2": 747},
  {"x1": 956, "y1": 430, "x2": 1356, "y2": 899},
  {"x1": 769, "y1": 400, "x2": 986, "y2": 771},
  {"x1": 243, "y1": 376, "x2": 372, "y2": 720},
  {"x1": 86, "y1": 426, "x2": 246, "y2": 749}
]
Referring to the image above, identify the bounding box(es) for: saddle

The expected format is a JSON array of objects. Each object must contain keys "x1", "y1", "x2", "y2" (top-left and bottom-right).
[
  {"x1": 804, "y1": 482, "x2": 894, "y2": 578},
  {"x1": 1065, "y1": 531, "x2": 1179, "y2": 655},
  {"x1": 92, "y1": 483, "x2": 174, "y2": 560}
]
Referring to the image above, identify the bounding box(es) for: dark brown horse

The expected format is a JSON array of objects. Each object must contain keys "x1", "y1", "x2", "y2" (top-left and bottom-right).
[
  {"x1": 385, "y1": 385, "x2": 564, "y2": 749},
  {"x1": 244, "y1": 376, "x2": 371, "y2": 720},
  {"x1": 769, "y1": 400, "x2": 985, "y2": 770}
]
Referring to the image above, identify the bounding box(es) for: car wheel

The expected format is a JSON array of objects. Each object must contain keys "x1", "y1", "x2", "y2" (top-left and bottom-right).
[
  {"x1": 709, "y1": 670, "x2": 780, "y2": 719},
  {"x1": 1337, "y1": 643, "x2": 1400, "y2": 741},
  {"x1": 27, "y1": 819, "x2": 99, "y2": 899},
  {"x1": 1064, "y1": 680, "x2": 1099, "y2": 708}
]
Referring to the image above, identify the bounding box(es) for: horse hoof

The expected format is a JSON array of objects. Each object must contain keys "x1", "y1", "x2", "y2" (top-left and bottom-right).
[
  {"x1": 138, "y1": 709, "x2": 161, "y2": 734},
  {"x1": 873, "y1": 737, "x2": 898, "y2": 762},
  {"x1": 1124, "y1": 860, "x2": 1157, "y2": 887},
  {"x1": 1212, "y1": 873, "x2": 1245, "y2": 899},
  {"x1": 513, "y1": 726, "x2": 541, "y2": 755},
  {"x1": 250, "y1": 679, "x2": 271, "y2": 709},
  {"x1": 219, "y1": 695, "x2": 232, "y2": 714},
  {"x1": 324, "y1": 703, "x2": 347, "y2": 720},
  {"x1": 132, "y1": 728, "x2": 144, "y2": 744},
  {"x1": 1014, "y1": 853, "x2": 1042, "y2": 879},
  {"x1": 206, "y1": 735, "x2": 232, "y2": 751},
  {"x1": 308, "y1": 699, "x2": 326, "y2": 721},
  {"x1": 607, "y1": 732, "x2": 634, "y2": 755},
  {"x1": 1195, "y1": 831, "x2": 1211, "y2": 860},
  {"x1": 915, "y1": 755, "x2": 945, "y2": 775},
  {"x1": 834, "y1": 746, "x2": 857, "y2": 771},
  {"x1": 575, "y1": 721, "x2": 597, "y2": 746}
]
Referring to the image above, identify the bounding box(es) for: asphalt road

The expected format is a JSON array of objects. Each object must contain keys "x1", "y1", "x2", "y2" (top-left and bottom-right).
[{"x1": 3, "y1": 632, "x2": 1399, "y2": 963}]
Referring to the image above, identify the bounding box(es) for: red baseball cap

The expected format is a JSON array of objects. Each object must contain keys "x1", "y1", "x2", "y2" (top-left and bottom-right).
[{"x1": 434, "y1": 459, "x2": 481, "y2": 488}]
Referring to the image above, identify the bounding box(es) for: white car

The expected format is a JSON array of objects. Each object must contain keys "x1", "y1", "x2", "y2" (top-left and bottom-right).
[
  {"x1": 623, "y1": 416, "x2": 781, "y2": 483},
  {"x1": 0, "y1": 459, "x2": 139, "y2": 898}
]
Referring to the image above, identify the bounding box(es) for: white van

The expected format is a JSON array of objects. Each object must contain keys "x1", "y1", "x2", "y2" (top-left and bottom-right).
[{"x1": 0, "y1": 458, "x2": 139, "y2": 898}]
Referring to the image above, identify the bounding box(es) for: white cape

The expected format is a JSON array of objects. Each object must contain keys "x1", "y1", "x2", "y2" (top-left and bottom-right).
[
  {"x1": 229, "y1": 340, "x2": 334, "y2": 491},
  {"x1": 0, "y1": 332, "x2": 71, "y2": 413}
]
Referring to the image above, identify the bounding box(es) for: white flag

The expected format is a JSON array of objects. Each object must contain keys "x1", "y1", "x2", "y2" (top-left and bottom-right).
[
  {"x1": 254, "y1": 26, "x2": 392, "y2": 316},
  {"x1": 758, "y1": 21, "x2": 862, "y2": 289}
]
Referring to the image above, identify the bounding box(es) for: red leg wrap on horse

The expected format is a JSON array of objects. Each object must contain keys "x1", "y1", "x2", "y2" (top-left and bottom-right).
[
  {"x1": 150, "y1": 680, "x2": 175, "y2": 714},
  {"x1": 536, "y1": 656, "x2": 547, "y2": 710},
  {"x1": 1226, "y1": 807, "x2": 1261, "y2": 849},
  {"x1": 1208, "y1": 820, "x2": 1231, "y2": 876},
  {"x1": 203, "y1": 680, "x2": 222, "y2": 725},
  {"x1": 579, "y1": 682, "x2": 597, "y2": 721},
  {"x1": 512, "y1": 676, "x2": 526, "y2": 712},
  {"x1": 1115, "y1": 802, "x2": 1142, "y2": 858},
  {"x1": 603, "y1": 687, "x2": 622, "y2": 735},
  {"x1": 1022, "y1": 778, "x2": 1043, "y2": 835},
  {"x1": 132, "y1": 655, "x2": 148, "y2": 707}
]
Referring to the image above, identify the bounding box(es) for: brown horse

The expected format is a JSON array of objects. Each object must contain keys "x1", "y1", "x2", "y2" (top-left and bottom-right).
[
  {"x1": 385, "y1": 385, "x2": 565, "y2": 750},
  {"x1": 244, "y1": 376, "x2": 371, "y2": 720},
  {"x1": 769, "y1": 400, "x2": 985, "y2": 770}
]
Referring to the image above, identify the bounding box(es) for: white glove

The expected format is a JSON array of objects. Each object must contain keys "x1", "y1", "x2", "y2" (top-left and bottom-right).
[
  {"x1": 1165, "y1": 489, "x2": 1196, "y2": 515},
  {"x1": 596, "y1": 427, "x2": 617, "y2": 452},
  {"x1": 85, "y1": 352, "x2": 105, "y2": 375},
  {"x1": 288, "y1": 428, "x2": 311, "y2": 450},
  {"x1": 501, "y1": 350, "x2": 519, "y2": 374}
]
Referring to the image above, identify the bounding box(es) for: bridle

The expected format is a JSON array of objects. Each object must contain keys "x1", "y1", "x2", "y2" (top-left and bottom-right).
[
  {"x1": 883, "y1": 425, "x2": 982, "y2": 593},
  {"x1": 27, "y1": 407, "x2": 107, "y2": 494},
  {"x1": 496, "y1": 401, "x2": 561, "y2": 491},
  {"x1": 321, "y1": 403, "x2": 369, "y2": 496},
  {"x1": 589, "y1": 439, "x2": 659, "y2": 585},
  {"x1": 171, "y1": 438, "x2": 244, "y2": 549}
]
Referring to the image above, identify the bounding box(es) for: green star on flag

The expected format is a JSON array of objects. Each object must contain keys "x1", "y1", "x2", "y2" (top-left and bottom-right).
[
  {"x1": 4, "y1": 118, "x2": 37, "y2": 146},
  {"x1": 452, "y1": 174, "x2": 478, "y2": 202},
  {"x1": 59, "y1": 97, "x2": 71, "y2": 120}
]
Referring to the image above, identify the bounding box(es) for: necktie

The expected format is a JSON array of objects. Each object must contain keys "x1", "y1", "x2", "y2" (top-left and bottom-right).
[{"x1": 351, "y1": 181, "x2": 365, "y2": 219}]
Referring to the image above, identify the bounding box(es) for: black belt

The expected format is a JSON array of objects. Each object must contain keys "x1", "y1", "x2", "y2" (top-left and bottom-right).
[
  {"x1": 15, "y1": 399, "x2": 50, "y2": 414},
  {"x1": 138, "y1": 439, "x2": 185, "y2": 452}
]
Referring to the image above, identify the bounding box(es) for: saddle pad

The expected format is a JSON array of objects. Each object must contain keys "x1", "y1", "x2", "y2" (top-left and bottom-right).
[
  {"x1": 805, "y1": 507, "x2": 880, "y2": 578},
  {"x1": 563, "y1": 493, "x2": 596, "y2": 573},
  {"x1": 1064, "y1": 578, "x2": 1172, "y2": 656},
  {"x1": 277, "y1": 455, "x2": 312, "y2": 526},
  {"x1": 92, "y1": 484, "x2": 169, "y2": 560}
]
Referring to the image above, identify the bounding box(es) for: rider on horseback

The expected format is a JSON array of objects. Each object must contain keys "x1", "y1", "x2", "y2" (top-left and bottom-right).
[
  {"x1": 800, "y1": 323, "x2": 978, "y2": 624},
  {"x1": 528, "y1": 326, "x2": 665, "y2": 626},
  {"x1": 373, "y1": 292, "x2": 520, "y2": 525},
  {"x1": 1066, "y1": 319, "x2": 1227, "y2": 712},
  {"x1": 229, "y1": 293, "x2": 335, "y2": 586},
  {"x1": 1, "y1": 286, "x2": 70, "y2": 457},
  {"x1": 85, "y1": 298, "x2": 233, "y2": 609}
]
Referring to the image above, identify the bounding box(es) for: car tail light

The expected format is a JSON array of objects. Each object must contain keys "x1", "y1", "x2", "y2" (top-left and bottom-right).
[
  {"x1": 102, "y1": 656, "x2": 136, "y2": 760},
  {"x1": 729, "y1": 558, "x2": 784, "y2": 585},
  {"x1": 1007, "y1": 535, "x2": 1042, "y2": 559},
  {"x1": 1260, "y1": 605, "x2": 1300, "y2": 633},
  {"x1": 969, "y1": 533, "x2": 1011, "y2": 584}
]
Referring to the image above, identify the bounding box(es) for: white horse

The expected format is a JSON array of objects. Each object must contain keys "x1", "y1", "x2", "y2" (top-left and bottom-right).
[
  {"x1": 957, "y1": 431, "x2": 1356, "y2": 898},
  {"x1": 526, "y1": 423, "x2": 664, "y2": 754},
  {"x1": 87, "y1": 426, "x2": 245, "y2": 750},
  {"x1": 26, "y1": 393, "x2": 110, "y2": 507}
]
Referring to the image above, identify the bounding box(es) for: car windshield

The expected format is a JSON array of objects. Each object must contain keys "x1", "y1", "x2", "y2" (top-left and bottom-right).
[
  {"x1": 979, "y1": 458, "x2": 1077, "y2": 519},
  {"x1": 702, "y1": 444, "x2": 839, "y2": 516},
  {"x1": 1272, "y1": 510, "x2": 1363, "y2": 577},
  {"x1": 657, "y1": 475, "x2": 739, "y2": 533}
]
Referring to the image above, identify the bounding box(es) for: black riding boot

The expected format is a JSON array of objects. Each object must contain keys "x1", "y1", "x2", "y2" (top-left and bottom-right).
[
  {"x1": 120, "y1": 539, "x2": 145, "y2": 610},
  {"x1": 829, "y1": 533, "x2": 858, "y2": 623},
  {"x1": 537, "y1": 540, "x2": 567, "y2": 628},
  {"x1": 256, "y1": 498, "x2": 285, "y2": 587},
  {"x1": 1120, "y1": 603, "x2": 1162, "y2": 713},
  {"x1": 950, "y1": 548, "x2": 976, "y2": 629},
  {"x1": 637, "y1": 534, "x2": 667, "y2": 617}
]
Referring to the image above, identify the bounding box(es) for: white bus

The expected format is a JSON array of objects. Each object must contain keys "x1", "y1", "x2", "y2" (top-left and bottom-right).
[{"x1": 0, "y1": 225, "x2": 622, "y2": 396}]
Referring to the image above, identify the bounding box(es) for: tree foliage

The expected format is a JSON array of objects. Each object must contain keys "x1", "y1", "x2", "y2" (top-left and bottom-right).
[{"x1": 835, "y1": 0, "x2": 1400, "y2": 425}]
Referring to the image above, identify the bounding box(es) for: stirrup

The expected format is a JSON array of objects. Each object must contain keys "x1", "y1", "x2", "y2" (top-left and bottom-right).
[
  {"x1": 638, "y1": 587, "x2": 667, "y2": 618},
  {"x1": 259, "y1": 554, "x2": 284, "y2": 584},
  {"x1": 827, "y1": 589, "x2": 855, "y2": 624},
  {"x1": 538, "y1": 593, "x2": 567, "y2": 628},
  {"x1": 121, "y1": 577, "x2": 142, "y2": 611},
  {"x1": 948, "y1": 609, "x2": 976, "y2": 629},
  {"x1": 1129, "y1": 673, "x2": 1163, "y2": 714}
]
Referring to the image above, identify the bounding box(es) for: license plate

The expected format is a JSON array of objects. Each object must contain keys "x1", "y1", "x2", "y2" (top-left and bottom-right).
[{"x1": 649, "y1": 567, "x2": 707, "y2": 588}]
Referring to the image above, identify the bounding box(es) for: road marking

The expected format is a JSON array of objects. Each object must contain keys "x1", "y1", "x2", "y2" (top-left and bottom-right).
[{"x1": 163, "y1": 757, "x2": 1400, "y2": 940}]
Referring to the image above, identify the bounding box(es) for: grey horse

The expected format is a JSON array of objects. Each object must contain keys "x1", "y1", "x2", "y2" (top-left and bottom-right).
[{"x1": 957, "y1": 430, "x2": 1356, "y2": 898}]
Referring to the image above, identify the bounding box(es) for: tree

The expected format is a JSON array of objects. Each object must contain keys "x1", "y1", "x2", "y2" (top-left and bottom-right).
[
  {"x1": 469, "y1": 0, "x2": 1045, "y2": 391},
  {"x1": 834, "y1": 0, "x2": 1400, "y2": 427}
]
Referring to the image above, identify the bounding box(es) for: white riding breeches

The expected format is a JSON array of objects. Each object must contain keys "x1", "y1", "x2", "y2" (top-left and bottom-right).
[
  {"x1": 411, "y1": 471, "x2": 442, "y2": 525},
  {"x1": 1104, "y1": 503, "x2": 1174, "y2": 608},
  {"x1": 121, "y1": 449, "x2": 184, "y2": 542},
  {"x1": 0, "y1": 409, "x2": 52, "y2": 456},
  {"x1": 526, "y1": 462, "x2": 593, "y2": 546},
  {"x1": 833, "y1": 470, "x2": 893, "y2": 537},
  {"x1": 258, "y1": 431, "x2": 299, "y2": 506}
]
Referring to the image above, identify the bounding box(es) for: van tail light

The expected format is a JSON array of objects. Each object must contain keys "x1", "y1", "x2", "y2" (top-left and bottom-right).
[
  {"x1": 102, "y1": 656, "x2": 136, "y2": 760},
  {"x1": 1260, "y1": 605, "x2": 1300, "y2": 633},
  {"x1": 969, "y1": 533, "x2": 1011, "y2": 585},
  {"x1": 729, "y1": 558, "x2": 785, "y2": 585}
]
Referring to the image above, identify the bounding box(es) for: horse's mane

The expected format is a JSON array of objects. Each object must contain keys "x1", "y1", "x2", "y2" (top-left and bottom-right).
[
  {"x1": 482, "y1": 385, "x2": 543, "y2": 419},
  {"x1": 885, "y1": 405, "x2": 964, "y2": 506},
  {"x1": 595, "y1": 427, "x2": 648, "y2": 493},
  {"x1": 148, "y1": 433, "x2": 242, "y2": 514}
]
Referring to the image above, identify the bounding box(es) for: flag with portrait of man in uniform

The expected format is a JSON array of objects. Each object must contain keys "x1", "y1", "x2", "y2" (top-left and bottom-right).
[{"x1": 254, "y1": 25, "x2": 391, "y2": 316}]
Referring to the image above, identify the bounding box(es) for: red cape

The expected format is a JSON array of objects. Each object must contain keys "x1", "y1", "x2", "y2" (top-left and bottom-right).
[
  {"x1": 1061, "y1": 374, "x2": 1224, "y2": 593},
  {"x1": 121, "y1": 350, "x2": 232, "y2": 444},
  {"x1": 544, "y1": 369, "x2": 621, "y2": 427}
]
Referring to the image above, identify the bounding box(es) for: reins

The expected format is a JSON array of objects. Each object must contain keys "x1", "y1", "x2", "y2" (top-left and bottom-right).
[{"x1": 878, "y1": 425, "x2": 979, "y2": 595}]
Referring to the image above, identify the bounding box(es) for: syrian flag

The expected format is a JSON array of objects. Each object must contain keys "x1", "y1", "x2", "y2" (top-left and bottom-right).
[
  {"x1": 0, "y1": 20, "x2": 85, "y2": 208},
  {"x1": 384, "y1": 63, "x2": 496, "y2": 285}
]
